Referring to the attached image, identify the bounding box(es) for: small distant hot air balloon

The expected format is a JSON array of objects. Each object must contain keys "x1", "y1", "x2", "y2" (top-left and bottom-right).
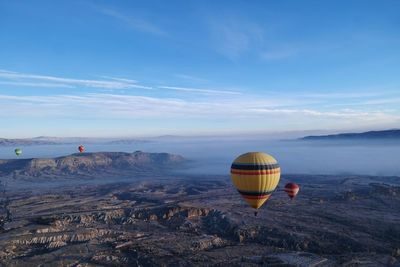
[
  {"x1": 284, "y1": 183, "x2": 300, "y2": 200},
  {"x1": 230, "y1": 152, "x2": 281, "y2": 216},
  {"x1": 15, "y1": 148, "x2": 22, "y2": 156},
  {"x1": 78, "y1": 145, "x2": 85, "y2": 153}
]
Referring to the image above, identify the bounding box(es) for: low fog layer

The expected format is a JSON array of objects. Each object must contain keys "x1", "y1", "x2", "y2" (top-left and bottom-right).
[{"x1": 0, "y1": 137, "x2": 399, "y2": 176}]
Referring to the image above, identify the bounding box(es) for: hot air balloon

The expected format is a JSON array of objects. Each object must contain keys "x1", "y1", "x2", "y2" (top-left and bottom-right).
[
  {"x1": 78, "y1": 145, "x2": 85, "y2": 153},
  {"x1": 230, "y1": 152, "x2": 281, "y2": 216},
  {"x1": 15, "y1": 148, "x2": 22, "y2": 156},
  {"x1": 284, "y1": 183, "x2": 299, "y2": 200}
]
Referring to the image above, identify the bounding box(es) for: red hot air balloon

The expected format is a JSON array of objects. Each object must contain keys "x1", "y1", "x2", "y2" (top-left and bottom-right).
[
  {"x1": 284, "y1": 183, "x2": 299, "y2": 200},
  {"x1": 78, "y1": 145, "x2": 85, "y2": 153}
]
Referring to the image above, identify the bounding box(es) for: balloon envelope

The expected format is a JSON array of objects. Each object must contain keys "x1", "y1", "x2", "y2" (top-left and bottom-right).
[
  {"x1": 15, "y1": 148, "x2": 22, "y2": 156},
  {"x1": 284, "y1": 183, "x2": 300, "y2": 199},
  {"x1": 78, "y1": 145, "x2": 85, "y2": 153},
  {"x1": 230, "y1": 152, "x2": 281, "y2": 209}
]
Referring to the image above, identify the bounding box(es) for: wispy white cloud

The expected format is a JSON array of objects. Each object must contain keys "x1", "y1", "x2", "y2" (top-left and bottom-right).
[
  {"x1": 1, "y1": 68, "x2": 399, "y2": 133},
  {"x1": 0, "y1": 93, "x2": 398, "y2": 131},
  {"x1": 312, "y1": 93, "x2": 400, "y2": 108},
  {"x1": 0, "y1": 81, "x2": 74, "y2": 88},
  {"x1": 173, "y1": 74, "x2": 208, "y2": 83},
  {"x1": 99, "y1": 76, "x2": 139, "y2": 84},
  {"x1": 93, "y1": 5, "x2": 165, "y2": 36},
  {"x1": 301, "y1": 92, "x2": 382, "y2": 99},
  {"x1": 0, "y1": 70, "x2": 243, "y2": 95},
  {"x1": 208, "y1": 17, "x2": 263, "y2": 60},
  {"x1": 158, "y1": 86, "x2": 242, "y2": 95},
  {"x1": 361, "y1": 98, "x2": 400, "y2": 105},
  {"x1": 249, "y1": 107, "x2": 371, "y2": 118},
  {"x1": 0, "y1": 70, "x2": 152, "y2": 90},
  {"x1": 206, "y1": 17, "x2": 312, "y2": 61}
]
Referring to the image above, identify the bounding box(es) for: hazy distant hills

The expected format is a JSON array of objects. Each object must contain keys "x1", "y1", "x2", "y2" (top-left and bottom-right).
[
  {"x1": 0, "y1": 151, "x2": 185, "y2": 178},
  {"x1": 300, "y1": 129, "x2": 400, "y2": 141},
  {"x1": 0, "y1": 136, "x2": 150, "y2": 146},
  {"x1": 0, "y1": 138, "x2": 58, "y2": 146}
]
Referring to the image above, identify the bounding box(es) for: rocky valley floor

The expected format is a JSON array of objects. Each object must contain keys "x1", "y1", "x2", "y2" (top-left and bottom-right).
[{"x1": 0, "y1": 174, "x2": 399, "y2": 266}]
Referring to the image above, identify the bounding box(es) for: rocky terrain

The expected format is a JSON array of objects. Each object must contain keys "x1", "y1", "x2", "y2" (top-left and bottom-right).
[
  {"x1": 0, "y1": 151, "x2": 186, "y2": 179},
  {"x1": 0, "y1": 171, "x2": 399, "y2": 266}
]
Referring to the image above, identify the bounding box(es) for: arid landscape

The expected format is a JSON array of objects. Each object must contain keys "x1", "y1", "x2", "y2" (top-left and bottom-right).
[
  {"x1": 2, "y1": 1, "x2": 400, "y2": 266},
  {"x1": 0, "y1": 152, "x2": 399, "y2": 266}
]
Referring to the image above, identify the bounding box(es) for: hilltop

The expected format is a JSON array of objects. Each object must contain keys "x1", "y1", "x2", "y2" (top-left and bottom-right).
[
  {"x1": 300, "y1": 129, "x2": 400, "y2": 141},
  {"x1": 0, "y1": 151, "x2": 185, "y2": 178}
]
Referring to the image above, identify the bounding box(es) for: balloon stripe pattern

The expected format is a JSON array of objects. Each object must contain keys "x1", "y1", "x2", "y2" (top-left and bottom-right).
[
  {"x1": 284, "y1": 183, "x2": 300, "y2": 199},
  {"x1": 230, "y1": 152, "x2": 281, "y2": 209}
]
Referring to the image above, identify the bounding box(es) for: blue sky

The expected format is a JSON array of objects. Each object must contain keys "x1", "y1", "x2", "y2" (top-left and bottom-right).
[{"x1": 0, "y1": 0, "x2": 399, "y2": 138}]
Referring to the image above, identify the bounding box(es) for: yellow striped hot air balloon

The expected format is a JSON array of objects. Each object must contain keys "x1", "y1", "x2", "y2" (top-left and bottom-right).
[{"x1": 230, "y1": 152, "x2": 281, "y2": 215}]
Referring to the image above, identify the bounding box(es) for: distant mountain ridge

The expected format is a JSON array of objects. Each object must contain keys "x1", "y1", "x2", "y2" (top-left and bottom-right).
[
  {"x1": 300, "y1": 129, "x2": 400, "y2": 140},
  {"x1": 0, "y1": 136, "x2": 150, "y2": 146},
  {"x1": 0, "y1": 138, "x2": 58, "y2": 146},
  {"x1": 0, "y1": 151, "x2": 185, "y2": 178}
]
